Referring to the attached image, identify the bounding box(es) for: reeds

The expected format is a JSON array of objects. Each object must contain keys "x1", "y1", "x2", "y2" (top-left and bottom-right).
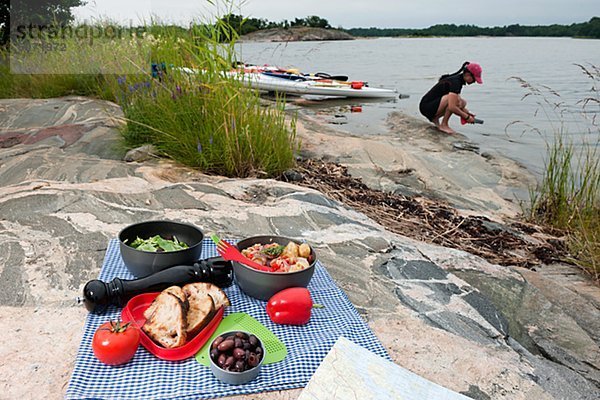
[
  {"x1": 514, "y1": 65, "x2": 600, "y2": 279},
  {"x1": 113, "y1": 22, "x2": 297, "y2": 177}
]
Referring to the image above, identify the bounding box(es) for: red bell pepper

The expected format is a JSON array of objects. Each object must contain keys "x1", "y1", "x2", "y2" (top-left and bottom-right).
[{"x1": 266, "y1": 287, "x2": 324, "y2": 325}]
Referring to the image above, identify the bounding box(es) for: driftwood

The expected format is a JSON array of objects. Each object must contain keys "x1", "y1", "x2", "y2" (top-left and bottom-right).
[{"x1": 283, "y1": 159, "x2": 565, "y2": 268}]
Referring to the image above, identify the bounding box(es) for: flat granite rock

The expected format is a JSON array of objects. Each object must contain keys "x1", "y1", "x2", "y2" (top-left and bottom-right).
[{"x1": 0, "y1": 97, "x2": 599, "y2": 400}]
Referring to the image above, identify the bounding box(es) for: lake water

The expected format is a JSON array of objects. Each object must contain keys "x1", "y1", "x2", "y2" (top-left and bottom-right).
[{"x1": 236, "y1": 37, "x2": 600, "y2": 176}]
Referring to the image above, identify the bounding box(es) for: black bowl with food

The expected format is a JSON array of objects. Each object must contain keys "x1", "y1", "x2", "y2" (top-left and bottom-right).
[
  {"x1": 119, "y1": 220, "x2": 204, "y2": 277},
  {"x1": 233, "y1": 235, "x2": 316, "y2": 300}
]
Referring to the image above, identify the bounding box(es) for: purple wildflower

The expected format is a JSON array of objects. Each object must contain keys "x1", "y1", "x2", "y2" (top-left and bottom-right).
[
  {"x1": 197, "y1": 141, "x2": 202, "y2": 154},
  {"x1": 117, "y1": 76, "x2": 126, "y2": 85}
]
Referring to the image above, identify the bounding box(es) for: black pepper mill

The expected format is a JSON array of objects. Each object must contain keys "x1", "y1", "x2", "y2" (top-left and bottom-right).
[{"x1": 81, "y1": 257, "x2": 233, "y2": 314}]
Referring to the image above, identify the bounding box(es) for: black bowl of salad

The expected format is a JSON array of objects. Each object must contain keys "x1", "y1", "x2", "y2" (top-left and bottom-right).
[{"x1": 118, "y1": 220, "x2": 204, "y2": 277}]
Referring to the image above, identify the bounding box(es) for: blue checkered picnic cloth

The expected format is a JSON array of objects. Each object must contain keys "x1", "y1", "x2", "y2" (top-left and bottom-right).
[{"x1": 66, "y1": 239, "x2": 390, "y2": 400}]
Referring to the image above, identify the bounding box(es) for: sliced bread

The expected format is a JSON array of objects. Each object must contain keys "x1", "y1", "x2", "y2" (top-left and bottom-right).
[
  {"x1": 142, "y1": 291, "x2": 188, "y2": 348},
  {"x1": 183, "y1": 289, "x2": 215, "y2": 337},
  {"x1": 143, "y1": 285, "x2": 188, "y2": 320},
  {"x1": 183, "y1": 282, "x2": 231, "y2": 310}
]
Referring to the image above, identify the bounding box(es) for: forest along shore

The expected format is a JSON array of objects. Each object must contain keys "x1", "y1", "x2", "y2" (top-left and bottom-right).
[{"x1": 284, "y1": 110, "x2": 566, "y2": 269}]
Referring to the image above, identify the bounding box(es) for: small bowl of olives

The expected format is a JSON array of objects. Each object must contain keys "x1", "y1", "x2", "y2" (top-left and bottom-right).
[{"x1": 208, "y1": 330, "x2": 265, "y2": 385}]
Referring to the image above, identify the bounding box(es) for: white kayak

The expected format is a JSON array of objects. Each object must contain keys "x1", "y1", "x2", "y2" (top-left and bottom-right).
[
  {"x1": 177, "y1": 66, "x2": 399, "y2": 99},
  {"x1": 232, "y1": 71, "x2": 399, "y2": 98}
]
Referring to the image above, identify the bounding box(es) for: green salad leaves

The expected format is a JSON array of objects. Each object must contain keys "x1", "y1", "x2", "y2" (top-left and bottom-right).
[{"x1": 128, "y1": 235, "x2": 189, "y2": 252}]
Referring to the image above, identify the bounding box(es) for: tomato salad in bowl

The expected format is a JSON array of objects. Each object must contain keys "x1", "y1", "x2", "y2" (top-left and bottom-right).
[
  {"x1": 240, "y1": 241, "x2": 313, "y2": 273},
  {"x1": 233, "y1": 236, "x2": 317, "y2": 300}
]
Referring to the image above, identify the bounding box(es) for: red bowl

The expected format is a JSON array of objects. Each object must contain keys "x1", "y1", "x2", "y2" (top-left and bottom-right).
[{"x1": 121, "y1": 292, "x2": 224, "y2": 361}]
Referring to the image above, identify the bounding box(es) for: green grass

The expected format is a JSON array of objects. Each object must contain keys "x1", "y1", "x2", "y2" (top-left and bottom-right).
[
  {"x1": 528, "y1": 134, "x2": 600, "y2": 278},
  {"x1": 118, "y1": 71, "x2": 297, "y2": 177},
  {"x1": 1, "y1": 10, "x2": 298, "y2": 178},
  {"x1": 517, "y1": 65, "x2": 600, "y2": 279},
  {"x1": 0, "y1": 64, "x2": 103, "y2": 98},
  {"x1": 114, "y1": 22, "x2": 298, "y2": 177}
]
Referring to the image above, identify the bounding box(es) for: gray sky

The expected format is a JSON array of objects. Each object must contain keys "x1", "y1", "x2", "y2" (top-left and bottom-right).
[{"x1": 73, "y1": 0, "x2": 599, "y2": 28}]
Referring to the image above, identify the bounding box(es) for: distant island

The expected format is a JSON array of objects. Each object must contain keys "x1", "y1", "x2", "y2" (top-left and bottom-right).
[
  {"x1": 240, "y1": 27, "x2": 353, "y2": 42},
  {"x1": 222, "y1": 14, "x2": 600, "y2": 40}
]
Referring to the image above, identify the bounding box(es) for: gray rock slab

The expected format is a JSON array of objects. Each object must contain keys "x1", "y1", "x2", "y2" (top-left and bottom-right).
[
  {"x1": 0, "y1": 97, "x2": 599, "y2": 400},
  {"x1": 297, "y1": 111, "x2": 536, "y2": 218}
]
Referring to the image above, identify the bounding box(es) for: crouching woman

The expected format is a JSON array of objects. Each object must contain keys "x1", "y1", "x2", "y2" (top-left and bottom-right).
[{"x1": 419, "y1": 61, "x2": 483, "y2": 134}]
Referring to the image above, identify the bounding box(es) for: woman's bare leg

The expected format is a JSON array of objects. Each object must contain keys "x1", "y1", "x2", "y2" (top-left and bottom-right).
[
  {"x1": 459, "y1": 98, "x2": 472, "y2": 117},
  {"x1": 432, "y1": 95, "x2": 447, "y2": 128},
  {"x1": 436, "y1": 93, "x2": 458, "y2": 134}
]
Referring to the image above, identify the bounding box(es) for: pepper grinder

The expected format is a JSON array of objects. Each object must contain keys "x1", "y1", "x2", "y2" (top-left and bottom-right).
[{"x1": 81, "y1": 257, "x2": 233, "y2": 314}]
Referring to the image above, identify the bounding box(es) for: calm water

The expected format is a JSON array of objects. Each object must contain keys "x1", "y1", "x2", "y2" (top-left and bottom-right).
[{"x1": 236, "y1": 37, "x2": 600, "y2": 176}]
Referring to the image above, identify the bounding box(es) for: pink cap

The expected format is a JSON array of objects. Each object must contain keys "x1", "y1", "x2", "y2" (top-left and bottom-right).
[{"x1": 466, "y1": 62, "x2": 483, "y2": 84}]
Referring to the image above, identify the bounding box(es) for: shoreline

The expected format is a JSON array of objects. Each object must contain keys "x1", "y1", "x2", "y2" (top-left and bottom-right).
[
  {"x1": 285, "y1": 111, "x2": 564, "y2": 268},
  {"x1": 237, "y1": 36, "x2": 599, "y2": 183},
  {"x1": 293, "y1": 109, "x2": 537, "y2": 219}
]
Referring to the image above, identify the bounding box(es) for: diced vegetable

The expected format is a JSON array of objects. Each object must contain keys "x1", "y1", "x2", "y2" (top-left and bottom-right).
[
  {"x1": 241, "y1": 241, "x2": 312, "y2": 273},
  {"x1": 260, "y1": 244, "x2": 285, "y2": 257},
  {"x1": 298, "y1": 243, "x2": 311, "y2": 258},
  {"x1": 281, "y1": 241, "x2": 299, "y2": 258}
]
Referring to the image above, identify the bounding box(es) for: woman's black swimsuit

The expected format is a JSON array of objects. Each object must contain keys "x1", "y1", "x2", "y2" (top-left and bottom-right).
[{"x1": 419, "y1": 74, "x2": 465, "y2": 121}]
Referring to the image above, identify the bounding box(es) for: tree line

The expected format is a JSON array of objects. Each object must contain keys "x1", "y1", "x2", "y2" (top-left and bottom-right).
[
  {"x1": 346, "y1": 18, "x2": 600, "y2": 39},
  {"x1": 1, "y1": 0, "x2": 85, "y2": 45},
  {"x1": 221, "y1": 14, "x2": 600, "y2": 39}
]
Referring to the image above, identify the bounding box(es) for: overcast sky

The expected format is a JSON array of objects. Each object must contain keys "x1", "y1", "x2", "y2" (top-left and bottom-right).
[{"x1": 73, "y1": 0, "x2": 599, "y2": 29}]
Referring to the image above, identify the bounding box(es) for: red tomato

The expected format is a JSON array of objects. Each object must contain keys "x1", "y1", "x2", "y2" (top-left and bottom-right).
[{"x1": 92, "y1": 320, "x2": 140, "y2": 365}]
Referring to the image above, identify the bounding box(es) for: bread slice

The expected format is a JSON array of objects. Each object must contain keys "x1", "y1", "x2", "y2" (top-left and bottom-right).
[
  {"x1": 183, "y1": 290, "x2": 215, "y2": 337},
  {"x1": 143, "y1": 286, "x2": 188, "y2": 320},
  {"x1": 183, "y1": 282, "x2": 231, "y2": 310},
  {"x1": 142, "y1": 291, "x2": 188, "y2": 348}
]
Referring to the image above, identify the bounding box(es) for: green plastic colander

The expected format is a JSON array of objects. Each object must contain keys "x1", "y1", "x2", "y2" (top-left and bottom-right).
[{"x1": 195, "y1": 312, "x2": 287, "y2": 366}]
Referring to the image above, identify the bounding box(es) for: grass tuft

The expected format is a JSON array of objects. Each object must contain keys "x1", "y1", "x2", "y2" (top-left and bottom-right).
[{"x1": 516, "y1": 65, "x2": 600, "y2": 279}]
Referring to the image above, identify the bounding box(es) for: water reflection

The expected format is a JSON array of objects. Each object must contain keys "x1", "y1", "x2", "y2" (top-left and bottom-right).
[{"x1": 261, "y1": 93, "x2": 407, "y2": 131}]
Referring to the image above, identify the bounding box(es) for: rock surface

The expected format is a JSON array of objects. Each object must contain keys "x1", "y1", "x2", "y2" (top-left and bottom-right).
[
  {"x1": 240, "y1": 27, "x2": 354, "y2": 42},
  {"x1": 0, "y1": 96, "x2": 599, "y2": 399},
  {"x1": 297, "y1": 109, "x2": 536, "y2": 218}
]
